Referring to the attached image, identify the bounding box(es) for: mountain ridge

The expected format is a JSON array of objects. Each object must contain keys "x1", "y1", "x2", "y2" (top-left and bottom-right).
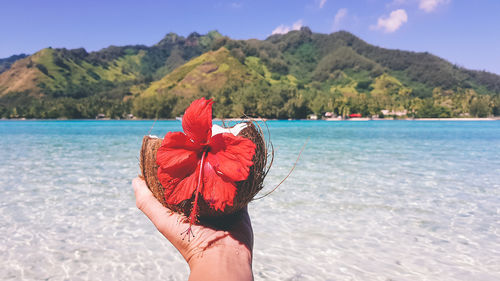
[{"x1": 1, "y1": 28, "x2": 499, "y2": 119}]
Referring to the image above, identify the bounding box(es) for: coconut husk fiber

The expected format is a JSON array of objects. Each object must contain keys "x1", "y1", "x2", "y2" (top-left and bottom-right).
[{"x1": 140, "y1": 121, "x2": 268, "y2": 218}]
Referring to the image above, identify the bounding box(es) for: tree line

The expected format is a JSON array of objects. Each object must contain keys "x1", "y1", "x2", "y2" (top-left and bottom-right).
[{"x1": 5, "y1": 82, "x2": 498, "y2": 119}]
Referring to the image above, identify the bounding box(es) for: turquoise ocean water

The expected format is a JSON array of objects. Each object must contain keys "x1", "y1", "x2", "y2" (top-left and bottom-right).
[{"x1": 1, "y1": 120, "x2": 499, "y2": 280}]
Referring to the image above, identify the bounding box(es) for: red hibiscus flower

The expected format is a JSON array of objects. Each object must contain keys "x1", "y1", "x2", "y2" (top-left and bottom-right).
[{"x1": 156, "y1": 98, "x2": 256, "y2": 229}]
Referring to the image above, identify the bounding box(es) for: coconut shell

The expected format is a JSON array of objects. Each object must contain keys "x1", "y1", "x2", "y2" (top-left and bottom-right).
[{"x1": 140, "y1": 121, "x2": 267, "y2": 218}]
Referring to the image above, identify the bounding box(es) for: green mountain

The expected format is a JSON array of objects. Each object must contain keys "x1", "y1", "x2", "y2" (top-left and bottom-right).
[
  {"x1": 0, "y1": 54, "x2": 27, "y2": 74},
  {"x1": 1, "y1": 28, "x2": 499, "y2": 119},
  {"x1": 133, "y1": 47, "x2": 268, "y2": 118},
  {"x1": 0, "y1": 31, "x2": 222, "y2": 118}
]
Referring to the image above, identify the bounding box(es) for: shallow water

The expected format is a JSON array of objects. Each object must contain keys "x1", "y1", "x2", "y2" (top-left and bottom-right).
[{"x1": 1, "y1": 120, "x2": 499, "y2": 280}]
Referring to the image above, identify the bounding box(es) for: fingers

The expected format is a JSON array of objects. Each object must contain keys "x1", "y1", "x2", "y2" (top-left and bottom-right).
[
  {"x1": 132, "y1": 177, "x2": 154, "y2": 210},
  {"x1": 132, "y1": 177, "x2": 166, "y2": 222},
  {"x1": 132, "y1": 177, "x2": 187, "y2": 244}
]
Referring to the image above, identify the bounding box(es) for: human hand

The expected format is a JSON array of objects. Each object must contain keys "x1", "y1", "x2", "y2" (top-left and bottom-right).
[{"x1": 132, "y1": 177, "x2": 254, "y2": 281}]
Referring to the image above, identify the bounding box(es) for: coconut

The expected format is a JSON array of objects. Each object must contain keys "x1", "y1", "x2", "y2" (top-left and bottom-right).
[{"x1": 140, "y1": 121, "x2": 268, "y2": 218}]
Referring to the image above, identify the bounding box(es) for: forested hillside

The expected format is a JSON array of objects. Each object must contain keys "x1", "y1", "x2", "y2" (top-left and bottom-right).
[
  {"x1": 1, "y1": 28, "x2": 499, "y2": 119},
  {"x1": 0, "y1": 54, "x2": 28, "y2": 74}
]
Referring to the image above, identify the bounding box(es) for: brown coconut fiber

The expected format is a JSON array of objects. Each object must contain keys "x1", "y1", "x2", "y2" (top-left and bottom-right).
[{"x1": 140, "y1": 121, "x2": 269, "y2": 218}]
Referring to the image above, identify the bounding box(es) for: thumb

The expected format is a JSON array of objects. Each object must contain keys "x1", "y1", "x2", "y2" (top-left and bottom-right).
[{"x1": 132, "y1": 177, "x2": 187, "y2": 244}]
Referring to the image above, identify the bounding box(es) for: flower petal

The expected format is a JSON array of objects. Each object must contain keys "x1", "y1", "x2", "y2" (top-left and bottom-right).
[
  {"x1": 207, "y1": 133, "x2": 256, "y2": 182},
  {"x1": 201, "y1": 161, "x2": 236, "y2": 211},
  {"x1": 182, "y1": 98, "x2": 213, "y2": 144},
  {"x1": 158, "y1": 166, "x2": 200, "y2": 205},
  {"x1": 156, "y1": 132, "x2": 200, "y2": 178}
]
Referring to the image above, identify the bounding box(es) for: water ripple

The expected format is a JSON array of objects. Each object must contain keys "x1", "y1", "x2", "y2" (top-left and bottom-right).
[{"x1": 1, "y1": 120, "x2": 499, "y2": 280}]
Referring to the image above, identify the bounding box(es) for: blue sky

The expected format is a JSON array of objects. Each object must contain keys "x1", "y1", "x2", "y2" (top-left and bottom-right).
[{"x1": 1, "y1": 0, "x2": 499, "y2": 74}]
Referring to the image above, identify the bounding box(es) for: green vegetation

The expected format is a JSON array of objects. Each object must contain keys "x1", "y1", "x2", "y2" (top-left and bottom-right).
[
  {"x1": 1, "y1": 28, "x2": 499, "y2": 119},
  {"x1": 0, "y1": 54, "x2": 28, "y2": 74}
]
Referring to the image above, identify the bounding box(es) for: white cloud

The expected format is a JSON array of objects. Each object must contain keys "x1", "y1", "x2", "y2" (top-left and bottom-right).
[
  {"x1": 372, "y1": 9, "x2": 408, "y2": 33},
  {"x1": 387, "y1": 0, "x2": 407, "y2": 7},
  {"x1": 333, "y1": 8, "x2": 348, "y2": 30},
  {"x1": 292, "y1": 19, "x2": 303, "y2": 30},
  {"x1": 272, "y1": 25, "x2": 290, "y2": 35},
  {"x1": 272, "y1": 20, "x2": 304, "y2": 35},
  {"x1": 230, "y1": 2, "x2": 242, "y2": 8},
  {"x1": 319, "y1": 0, "x2": 327, "y2": 9},
  {"x1": 419, "y1": 0, "x2": 449, "y2": 12},
  {"x1": 391, "y1": 0, "x2": 407, "y2": 5}
]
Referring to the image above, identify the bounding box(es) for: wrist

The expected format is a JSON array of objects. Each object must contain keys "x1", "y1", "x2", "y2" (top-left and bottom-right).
[{"x1": 188, "y1": 243, "x2": 253, "y2": 281}]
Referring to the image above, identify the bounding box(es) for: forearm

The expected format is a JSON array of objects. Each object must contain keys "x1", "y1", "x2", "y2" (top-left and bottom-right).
[{"x1": 188, "y1": 245, "x2": 253, "y2": 281}]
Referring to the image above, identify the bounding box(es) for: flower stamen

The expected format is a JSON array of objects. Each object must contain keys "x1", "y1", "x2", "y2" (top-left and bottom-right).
[{"x1": 181, "y1": 148, "x2": 208, "y2": 241}]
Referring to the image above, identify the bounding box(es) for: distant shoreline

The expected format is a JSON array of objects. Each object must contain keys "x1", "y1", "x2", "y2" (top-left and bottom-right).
[
  {"x1": 324, "y1": 117, "x2": 499, "y2": 121},
  {"x1": 367, "y1": 117, "x2": 498, "y2": 121},
  {"x1": 2, "y1": 117, "x2": 499, "y2": 121}
]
